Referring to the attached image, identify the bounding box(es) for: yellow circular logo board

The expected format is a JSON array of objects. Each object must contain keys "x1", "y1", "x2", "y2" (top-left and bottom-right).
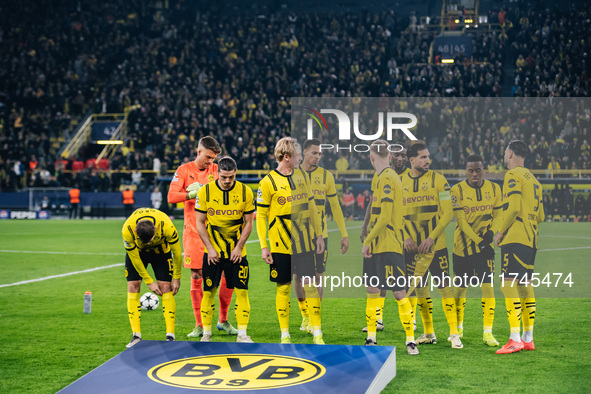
[{"x1": 148, "y1": 354, "x2": 325, "y2": 390}]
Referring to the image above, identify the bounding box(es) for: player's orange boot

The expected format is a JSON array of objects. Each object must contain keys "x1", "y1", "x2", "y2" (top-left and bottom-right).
[
  {"x1": 522, "y1": 340, "x2": 535, "y2": 351},
  {"x1": 496, "y1": 339, "x2": 525, "y2": 354}
]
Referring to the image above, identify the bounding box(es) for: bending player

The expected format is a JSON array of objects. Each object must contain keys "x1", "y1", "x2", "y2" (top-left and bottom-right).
[
  {"x1": 123, "y1": 208, "x2": 182, "y2": 347},
  {"x1": 195, "y1": 157, "x2": 255, "y2": 343}
]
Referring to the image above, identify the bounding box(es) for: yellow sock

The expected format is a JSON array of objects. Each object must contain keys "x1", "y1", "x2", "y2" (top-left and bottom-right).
[
  {"x1": 127, "y1": 292, "x2": 141, "y2": 334},
  {"x1": 416, "y1": 287, "x2": 434, "y2": 334},
  {"x1": 481, "y1": 283, "x2": 495, "y2": 331},
  {"x1": 298, "y1": 300, "x2": 309, "y2": 318},
  {"x1": 518, "y1": 285, "x2": 535, "y2": 333},
  {"x1": 501, "y1": 282, "x2": 521, "y2": 334},
  {"x1": 376, "y1": 296, "x2": 385, "y2": 322},
  {"x1": 453, "y1": 287, "x2": 467, "y2": 327},
  {"x1": 234, "y1": 289, "x2": 250, "y2": 330},
  {"x1": 397, "y1": 297, "x2": 414, "y2": 341},
  {"x1": 439, "y1": 286, "x2": 458, "y2": 335},
  {"x1": 162, "y1": 291, "x2": 176, "y2": 334},
  {"x1": 201, "y1": 288, "x2": 218, "y2": 331},
  {"x1": 366, "y1": 292, "x2": 380, "y2": 338},
  {"x1": 304, "y1": 285, "x2": 321, "y2": 331},
  {"x1": 276, "y1": 284, "x2": 291, "y2": 332},
  {"x1": 409, "y1": 296, "x2": 418, "y2": 321}
]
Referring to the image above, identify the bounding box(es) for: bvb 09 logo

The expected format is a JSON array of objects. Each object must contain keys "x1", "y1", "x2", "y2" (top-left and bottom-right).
[{"x1": 148, "y1": 354, "x2": 325, "y2": 390}]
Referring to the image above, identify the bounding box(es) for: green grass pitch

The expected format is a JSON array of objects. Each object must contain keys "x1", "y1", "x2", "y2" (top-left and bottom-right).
[{"x1": 0, "y1": 220, "x2": 590, "y2": 392}]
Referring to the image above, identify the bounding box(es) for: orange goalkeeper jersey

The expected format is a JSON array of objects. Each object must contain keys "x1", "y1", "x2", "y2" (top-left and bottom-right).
[{"x1": 168, "y1": 161, "x2": 218, "y2": 242}]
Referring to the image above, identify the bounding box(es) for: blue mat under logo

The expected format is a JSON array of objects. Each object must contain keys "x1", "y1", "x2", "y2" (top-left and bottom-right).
[{"x1": 59, "y1": 341, "x2": 396, "y2": 393}]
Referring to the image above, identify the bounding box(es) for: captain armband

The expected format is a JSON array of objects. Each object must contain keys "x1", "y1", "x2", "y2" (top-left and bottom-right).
[{"x1": 439, "y1": 190, "x2": 451, "y2": 201}]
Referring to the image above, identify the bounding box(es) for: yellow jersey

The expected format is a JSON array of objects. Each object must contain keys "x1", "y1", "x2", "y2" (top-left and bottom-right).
[
  {"x1": 256, "y1": 169, "x2": 322, "y2": 254},
  {"x1": 122, "y1": 208, "x2": 182, "y2": 284},
  {"x1": 401, "y1": 170, "x2": 453, "y2": 251},
  {"x1": 367, "y1": 167, "x2": 409, "y2": 234},
  {"x1": 195, "y1": 180, "x2": 255, "y2": 258},
  {"x1": 364, "y1": 167, "x2": 404, "y2": 254},
  {"x1": 303, "y1": 166, "x2": 348, "y2": 239},
  {"x1": 398, "y1": 168, "x2": 410, "y2": 178},
  {"x1": 499, "y1": 167, "x2": 544, "y2": 249},
  {"x1": 450, "y1": 179, "x2": 503, "y2": 257}
]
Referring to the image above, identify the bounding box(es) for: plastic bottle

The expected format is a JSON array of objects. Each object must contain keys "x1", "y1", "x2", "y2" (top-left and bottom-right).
[{"x1": 83, "y1": 291, "x2": 92, "y2": 314}]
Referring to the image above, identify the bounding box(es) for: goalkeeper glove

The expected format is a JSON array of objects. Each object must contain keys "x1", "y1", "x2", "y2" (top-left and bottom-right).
[
  {"x1": 478, "y1": 230, "x2": 494, "y2": 258},
  {"x1": 186, "y1": 182, "x2": 202, "y2": 199}
]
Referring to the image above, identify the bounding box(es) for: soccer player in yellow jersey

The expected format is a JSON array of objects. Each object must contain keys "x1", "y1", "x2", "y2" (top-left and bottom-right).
[
  {"x1": 361, "y1": 146, "x2": 412, "y2": 333},
  {"x1": 122, "y1": 208, "x2": 182, "y2": 348},
  {"x1": 402, "y1": 143, "x2": 462, "y2": 349},
  {"x1": 294, "y1": 138, "x2": 349, "y2": 333},
  {"x1": 450, "y1": 154, "x2": 502, "y2": 347},
  {"x1": 362, "y1": 140, "x2": 418, "y2": 355},
  {"x1": 256, "y1": 137, "x2": 325, "y2": 344},
  {"x1": 494, "y1": 140, "x2": 544, "y2": 354},
  {"x1": 195, "y1": 157, "x2": 255, "y2": 343}
]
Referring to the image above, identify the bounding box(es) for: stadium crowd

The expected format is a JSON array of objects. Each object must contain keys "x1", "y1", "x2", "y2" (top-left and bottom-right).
[{"x1": 0, "y1": 0, "x2": 590, "y2": 221}]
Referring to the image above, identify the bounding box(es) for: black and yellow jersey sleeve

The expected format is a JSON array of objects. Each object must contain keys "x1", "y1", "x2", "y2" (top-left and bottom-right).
[
  {"x1": 122, "y1": 208, "x2": 182, "y2": 283},
  {"x1": 401, "y1": 170, "x2": 452, "y2": 251},
  {"x1": 305, "y1": 166, "x2": 348, "y2": 239},
  {"x1": 291, "y1": 168, "x2": 321, "y2": 254},
  {"x1": 367, "y1": 172, "x2": 379, "y2": 234},
  {"x1": 499, "y1": 167, "x2": 544, "y2": 249},
  {"x1": 364, "y1": 168, "x2": 404, "y2": 254},
  {"x1": 451, "y1": 180, "x2": 503, "y2": 257},
  {"x1": 195, "y1": 180, "x2": 255, "y2": 258},
  {"x1": 256, "y1": 170, "x2": 293, "y2": 254}
]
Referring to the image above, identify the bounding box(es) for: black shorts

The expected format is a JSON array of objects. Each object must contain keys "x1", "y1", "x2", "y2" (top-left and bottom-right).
[
  {"x1": 125, "y1": 250, "x2": 173, "y2": 282},
  {"x1": 202, "y1": 254, "x2": 249, "y2": 291},
  {"x1": 270, "y1": 252, "x2": 316, "y2": 284},
  {"x1": 315, "y1": 237, "x2": 329, "y2": 274},
  {"x1": 363, "y1": 252, "x2": 406, "y2": 291},
  {"x1": 405, "y1": 248, "x2": 451, "y2": 288},
  {"x1": 501, "y1": 243, "x2": 537, "y2": 280},
  {"x1": 453, "y1": 252, "x2": 495, "y2": 287}
]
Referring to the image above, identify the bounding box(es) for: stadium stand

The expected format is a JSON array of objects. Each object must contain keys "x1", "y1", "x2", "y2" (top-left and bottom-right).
[{"x1": 0, "y1": 0, "x2": 589, "y2": 219}]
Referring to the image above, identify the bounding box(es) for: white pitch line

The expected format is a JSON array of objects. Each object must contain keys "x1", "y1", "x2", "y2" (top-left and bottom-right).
[
  {"x1": 538, "y1": 246, "x2": 591, "y2": 252},
  {"x1": 0, "y1": 250, "x2": 121, "y2": 256},
  {"x1": 0, "y1": 263, "x2": 124, "y2": 288},
  {"x1": 541, "y1": 235, "x2": 591, "y2": 240},
  {"x1": 0, "y1": 226, "x2": 359, "y2": 288}
]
